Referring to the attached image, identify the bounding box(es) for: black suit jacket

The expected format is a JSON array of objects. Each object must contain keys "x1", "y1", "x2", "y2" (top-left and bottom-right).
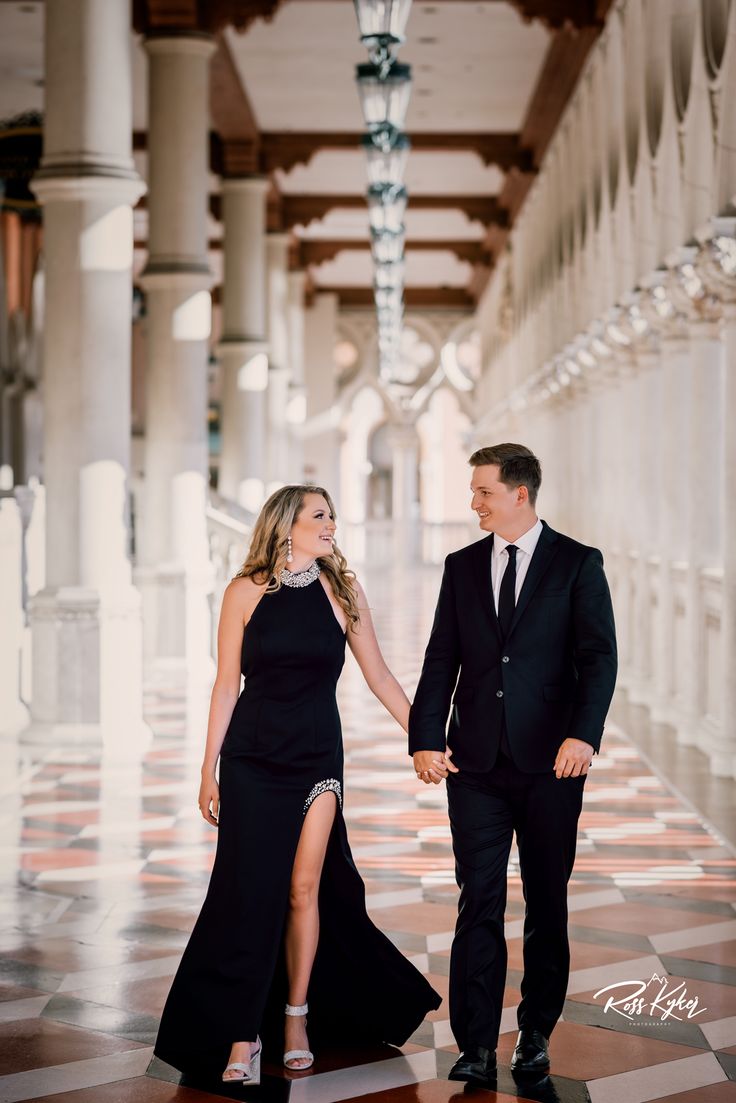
[{"x1": 408, "y1": 521, "x2": 617, "y2": 773}]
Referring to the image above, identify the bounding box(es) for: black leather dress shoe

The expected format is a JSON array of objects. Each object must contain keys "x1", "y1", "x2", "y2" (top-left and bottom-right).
[
  {"x1": 510, "y1": 1029, "x2": 550, "y2": 1072},
  {"x1": 448, "y1": 1046, "x2": 497, "y2": 1084}
]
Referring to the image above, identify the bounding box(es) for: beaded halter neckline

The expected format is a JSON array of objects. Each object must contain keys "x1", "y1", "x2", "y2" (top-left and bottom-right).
[{"x1": 280, "y1": 561, "x2": 321, "y2": 588}]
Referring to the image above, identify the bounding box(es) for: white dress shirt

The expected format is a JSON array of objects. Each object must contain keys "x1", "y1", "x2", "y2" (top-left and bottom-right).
[{"x1": 491, "y1": 517, "x2": 544, "y2": 614}]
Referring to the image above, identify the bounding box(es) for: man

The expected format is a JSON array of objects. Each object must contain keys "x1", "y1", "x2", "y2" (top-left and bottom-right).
[{"x1": 409, "y1": 444, "x2": 617, "y2": 1084}]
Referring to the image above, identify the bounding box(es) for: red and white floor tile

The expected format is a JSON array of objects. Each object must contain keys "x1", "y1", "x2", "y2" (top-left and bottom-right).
[{"x1": 1, "y1": 566, "x2": 735, "y2": 1103}]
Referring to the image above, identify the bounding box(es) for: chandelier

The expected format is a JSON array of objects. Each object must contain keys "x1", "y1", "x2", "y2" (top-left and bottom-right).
[
  {"x1": 352, "y1": 0, "x2": 413, "y2": 384},
  {"x1": 352, "y1": 0, "x2": 413, "y2": 69}
]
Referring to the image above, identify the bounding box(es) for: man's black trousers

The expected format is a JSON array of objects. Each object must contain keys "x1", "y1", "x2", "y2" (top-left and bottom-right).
[{"x1": 446, "y1": 740, "x2": 586, "y2": 1051}]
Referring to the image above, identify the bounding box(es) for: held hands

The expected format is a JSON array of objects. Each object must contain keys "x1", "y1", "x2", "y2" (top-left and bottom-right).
[
  {"x1": 413, "y1": 746, "x2": 460, "y2": 785},
  {"x1": 553, "y1": 738, "x2": 595, "y2": 779},
  {"x1": 198, "y1": 772, "x2": 220, "y2": 826}
]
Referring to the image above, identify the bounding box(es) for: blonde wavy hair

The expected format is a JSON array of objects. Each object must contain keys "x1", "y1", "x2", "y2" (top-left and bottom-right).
[{"x1": 234, "y1": 485, "x2": 361, "y2": 629}]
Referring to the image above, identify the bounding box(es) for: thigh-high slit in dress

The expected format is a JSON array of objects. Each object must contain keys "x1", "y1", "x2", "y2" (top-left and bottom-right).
[{"x1": 153, "y1": 572, "x2": 441, "y2": 1076}]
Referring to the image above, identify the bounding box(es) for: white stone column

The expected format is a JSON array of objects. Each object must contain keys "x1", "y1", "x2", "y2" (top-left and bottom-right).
[
  {"x1": 217, "y1": 177, "x2": 269, "y2": 511},
  {"x1": 719, "y1": 301, "x2": 736, "y2": 777},
  {"x1": 626, "y1": 340, "x2": 661, "y2": 715},
  {"x1": 390, "y1": 424, "x2": 419, "y2": 521},
  {"x1": 666, "y1": 251, "x2": 724, "y2": 749},
  {"x1": 390, "y1": 422, "x2": 420, "y2": 562},
  {"x1": 137, "y1": 34, "x2": 216, "y2": 682},
  {"x1": 26, "y1": 0, "x2": 149, "y2": 750},
  {"x1": 698, "y1": 224, "x2": 736, "y2": 777},
  {"x1": 636, "y1": 276, "x2": 691, "y2": 731},
  {"x1": 678, "y1": 317, "x2": 724, "y2": 745},
  {"x1": 266, "y1": 233, "x2": 292, "y2": 492},
  {"x1": 287, "y1": 270, "x2": 307, "y2": 482},
  {"x1": 303, "y1": 292, "x2": 339, "y2": 494},
  {"x1": 651, "y1": 330, "x2": 689, "y2": 728},
  {"x1": 0, "y1": 496, "x2": 29, "y2": 734}
]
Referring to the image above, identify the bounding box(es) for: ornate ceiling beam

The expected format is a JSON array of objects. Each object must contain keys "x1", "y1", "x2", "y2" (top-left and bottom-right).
[
  {"x1": 507, "y1": 1, "x2": 608, "y2": 30},
  {"x1": 134, "y1": 237, "x2": 492, "y2": 267},
  {"x1": 270, "y1": 194, "x2": 509, "y2": 231},
  {"x1": 134, "y1": 193, "x2": 505, "y2": 228},
  {"x1": 296, "y1": 239, "x2": 491, "y2": 266},
  {"x1": 281, "y1": 0, "x2": 607, "y2": 29},
  {"x1": 133, "y1": 0, "x2": 283, "y2": 35},
  {"x1": 320, "y1": 287, "x2": 475, "y2": 309},
  {"x1": 132, "y1": 129, "x2": 532, "y2": 174},
  {"x1": 482, "y1": 0, "x2": 615, "y2": 277},
  {"x1": 209, "y1": 33, "x2": 261, "y2": 176},
  {"x1": 259, "y1": 131, "x2": 532, "y2": 173}
]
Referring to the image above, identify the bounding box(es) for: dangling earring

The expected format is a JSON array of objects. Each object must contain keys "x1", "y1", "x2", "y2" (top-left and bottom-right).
[{"x1": 286, "y1": 534, "x2": 293, "y2": 563}]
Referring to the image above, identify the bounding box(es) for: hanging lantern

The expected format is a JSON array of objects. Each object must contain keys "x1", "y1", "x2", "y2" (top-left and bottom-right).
[
  {"x1": 371, "y1": 227, "x2": 405, "y2": 265},
  {"x1": 352, "y1": 0, "x2": 413, "y2": 67},
  {"x1": 374, "y1": 259, "x2": 405, "y2": 290},
  {"x1": 362, "y1": 129, "x2": 410, "y2": 187},
  {"x1": 367, "y1": 183, "x2": 407, "y2": 235},
  {"x1": 374, "y1": 284, "x2": 403, "y2": 312},
  {"x1": 356, "y1": 62, "x2": 412, "y2": 135}
]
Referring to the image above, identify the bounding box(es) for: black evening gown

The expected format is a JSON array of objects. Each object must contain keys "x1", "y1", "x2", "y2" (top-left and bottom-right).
[{"x1": 153, "y1": 573, "x2": 441, "y2": 1076}]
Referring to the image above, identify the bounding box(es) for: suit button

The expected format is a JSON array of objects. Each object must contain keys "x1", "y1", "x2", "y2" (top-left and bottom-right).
[
  {"x1": 496, "y1": 690, "x2": 504, "y2": 698},
  {"x1": 502, "y1": 655, "x2": 510, "y2": 663}
]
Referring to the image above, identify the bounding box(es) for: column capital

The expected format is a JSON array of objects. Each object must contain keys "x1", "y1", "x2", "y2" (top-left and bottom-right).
[
  {"x1": 31, "y1": 171, "x2": 145, "y2": 208},
  {"x1": 139, "y1": 264, "x2": 215, "y2": 292},
  {"x1": 696, "y1": 228, "x2": 736, "y2": 306},
  {"x1": 288, "y1": 268, "x2": 308, "y2": 303},
  {"x1": 143, "y1": 33, "x2": 216, "y2": 60},
  {"x1": 221, "y1": 176, "x2": 271, "y2": 198},
  {"x1": 665, "y1": 245, "x2": 723, "y2": 325},
  {"x1": 637, "y1": 269, "x2": 689, "y2": 343},
  {"x1": 267, "y1": 231, "x2": 292, "y2": 255},
  {"x1": 217, "y1": 337, "x2": 269, "y2": 358}
]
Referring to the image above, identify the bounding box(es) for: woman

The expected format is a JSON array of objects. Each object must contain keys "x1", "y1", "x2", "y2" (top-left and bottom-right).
[{"x1": 153, "y1": 485, "x2": 441, "y2": 1083}]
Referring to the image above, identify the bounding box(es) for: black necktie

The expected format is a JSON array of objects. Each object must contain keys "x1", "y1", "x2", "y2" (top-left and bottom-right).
[{"x1": 498, "y1": 544, "x2": 518, "y2": 639}]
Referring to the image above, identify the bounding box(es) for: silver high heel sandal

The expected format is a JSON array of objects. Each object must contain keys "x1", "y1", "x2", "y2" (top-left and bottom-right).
[
  {"x1": 222, "y1": 1035, "x2": 262, "y2": 1084},
  {"x1": 284, "y1": 1002, "x2": 314, "y2": 1070}
]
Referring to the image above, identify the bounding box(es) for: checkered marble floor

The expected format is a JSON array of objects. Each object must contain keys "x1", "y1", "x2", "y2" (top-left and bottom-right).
[{"x1": 1, "y1": 565, "x2": 735, "y2": 1103}]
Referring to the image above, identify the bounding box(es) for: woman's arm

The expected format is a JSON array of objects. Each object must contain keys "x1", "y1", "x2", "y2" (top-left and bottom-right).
[
  {"x1": 198, "y1": 576, "x2": 264, "y2": 825},
  {"x1": 346, "y1": 579, "x2": 411, "y2": 731}
]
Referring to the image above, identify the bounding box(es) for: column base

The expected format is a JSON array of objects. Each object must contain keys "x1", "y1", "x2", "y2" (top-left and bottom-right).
[
  {"x1": 136, "y1": 562, "x2": 216, "y2": 686},
  {"x1": 20, "y1": 717, "x2": 152, "y2": 752},
  {"x1": 20, "y1": 585, "x2": 152, "y2": 756},
  {"x1": 0, "y1": 702, "x2": 31, "y2": 739},
  {"x1": 698, "y1": 717, "x2": 735, "y2": 779}
]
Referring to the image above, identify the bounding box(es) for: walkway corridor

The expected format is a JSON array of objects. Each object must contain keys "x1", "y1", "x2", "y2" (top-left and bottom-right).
[{"x1": 1, "y1": 565, "x2": 735, "y2": 1103}]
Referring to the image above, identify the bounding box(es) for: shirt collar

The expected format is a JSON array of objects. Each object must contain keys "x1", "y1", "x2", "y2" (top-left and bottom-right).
[{"x1": 494, "y1": 517, "x2": 543, "y2": 559}]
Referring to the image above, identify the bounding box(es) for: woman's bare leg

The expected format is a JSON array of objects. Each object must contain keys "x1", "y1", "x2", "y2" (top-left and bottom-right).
[{"x1": 284, "y1": 791, "x2": 338, "y2": 1067}]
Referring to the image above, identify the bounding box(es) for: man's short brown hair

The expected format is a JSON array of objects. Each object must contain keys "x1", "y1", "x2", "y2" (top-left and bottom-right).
[{"x1": 469, "y1": 443, "x2": 542, "y2": 506}]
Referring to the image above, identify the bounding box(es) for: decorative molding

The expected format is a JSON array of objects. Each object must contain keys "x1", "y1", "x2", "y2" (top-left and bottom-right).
[
  {"x1": 133, "y1": 0, "x2": 283, "y2": 35},
  {"x1": 132, "y1": 129, "x2": 533, "y2": 175},
  {"x1": 294, "y1": 239, "x2": 491, "y2": 266},
  {"x1": 259, "y1": 131, "x2": 533, "y2": 173},
  {"x1": 508, "y1": 0, "x2": 609, "y2": 31},
  {"x1": 266, "y1": 194, "x2": 508, "y2": 231},
  {"x1": 210, "y1": 284, "x2": 474, "y2": 309},
  {"x1": 321, "y1": 287, "x2": 475, "y2": 309}
]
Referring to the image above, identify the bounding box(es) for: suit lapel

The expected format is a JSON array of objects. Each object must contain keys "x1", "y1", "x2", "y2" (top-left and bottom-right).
[
  {"x1": 471, "y1": 535, "x2": 502, "y2": 642},
  {"x1": 507, "y1": 521, "x2": 560, "y2": 639}
]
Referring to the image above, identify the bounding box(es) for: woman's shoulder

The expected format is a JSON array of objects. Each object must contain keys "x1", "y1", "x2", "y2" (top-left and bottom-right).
[{"x1": 225, "y1": 573, "x2": 270, "y2": 612}]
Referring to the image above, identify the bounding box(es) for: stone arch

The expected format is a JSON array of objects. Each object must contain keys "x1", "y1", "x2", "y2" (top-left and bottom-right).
[
  {"x1": 680, "y1": 19, "x2": 717, "y2": 234},
  {"x1": 702, "y1": 0, "x2": 731, "y2": 77},
  {"x1": 644, "y1": 0, "x2": 670, "y2": 155},
  {"x1": 714, "y1": 0, "x2": 736, "y2": 208},
  {"x1": 622, "y1": 0, "x2": 645, "y2": 186},
  {"x1": 416, "y1": 387, "x2": 473, "y2": 524},
  {"x1": 338, "y1": 382, "x2": 392, "y2": 528},
  {"x1": 671, "y1": 0, "x2": 700, "y2": 121}
]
